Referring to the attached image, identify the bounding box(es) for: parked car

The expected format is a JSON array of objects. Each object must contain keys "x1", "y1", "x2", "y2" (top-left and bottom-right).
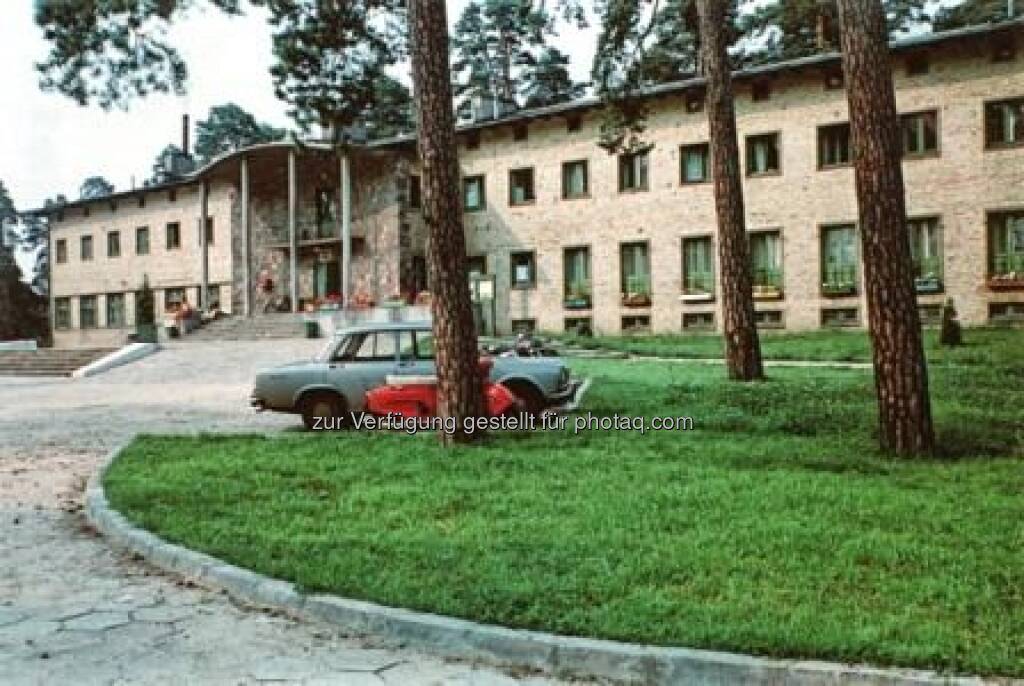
[{"x1": 251, "y1": 321, "x2": 589, "y2": 430}]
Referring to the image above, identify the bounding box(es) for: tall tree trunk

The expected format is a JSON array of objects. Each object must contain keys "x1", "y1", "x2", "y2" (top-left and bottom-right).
[
  {"x1": 694, "y1": 0, "x2": 763, "y2": 381},
  {"x1": 408, "y1": 0, "x2": 485, "y2": 444},
  {"x1": 836, "y1": 0, "x2": 934, "y2": 456}
]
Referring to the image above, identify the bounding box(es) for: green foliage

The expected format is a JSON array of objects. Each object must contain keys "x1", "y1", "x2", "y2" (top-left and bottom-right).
[
  {"x1": 521, "y1": 46, "x2": 585, "y2": 107},
  {"x1": 0, "y1": 181, "x2": 16, "y2": 249},
  {"x1": 193, "y1": 103, "x2": 285, "y2": 163},
  {"x1": 451, "y1": 0, "x2": 559, "y2": 113},
  {"x1": 257, "y1": 0, "x2": 407, "y2": 133},
  {"x1": 362, "y1": 74, "x2": 415, "y2": 138},
  {"x1": 740, "y1": 0, "x2": 929, "y2": 66},
  {"x1": 79, "y1": 175, "x2": 115, "y2": 199},
  {"x1": 34, "y1": 0, "x2": 241, "y2": 109},
  {"x1": 933, "y1": 0, "x2": 1017, "y2": 30},
  {"x1": 106, "y1": 349, "x2": 1024, "y2": 676}
]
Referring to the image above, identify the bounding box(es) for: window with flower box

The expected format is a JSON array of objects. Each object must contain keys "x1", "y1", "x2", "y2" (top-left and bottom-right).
[
  {"x1": 987, "y1": 210, "x2": 1024, "y2": 289},
  {"x1": 682, "y1": 236, "x2": 714, "y2": 300},
  {"x1": 821, "y1": 224, "x2": 858, "y2": 297},
  {"x1": 620, "y1": 242, "x2": 651, "y2": 307},
  {"x1": 908, "y1": 217, "x2": 943, "y2": 293},
  {"x1": 563, "y1": 247, "x2": 591, "y2": 309},
  {"x1": 749, "y1": 230, "x2": 784, "y2": 299}
]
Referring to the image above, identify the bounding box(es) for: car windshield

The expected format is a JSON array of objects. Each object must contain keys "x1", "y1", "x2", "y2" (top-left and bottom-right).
[{"x1": 315, "y1": 335, "x2": 349, "y2": 362}]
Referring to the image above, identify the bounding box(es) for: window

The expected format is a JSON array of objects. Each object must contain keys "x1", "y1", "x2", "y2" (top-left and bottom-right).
[
  {"x1": 752, "y1": 80, "x2": 772, "y2": 102},
  {"x1": 564, "y1": 247, "x2": 591, "y2": 309},
  {"x1": 618, "y1": 150, "x2": 649, "y2": 192},
  {"x1": 908, "y1": 217, "x2": 943, "y2": 293},
  {"x1": 409, "y1": 175, "x2": 421, "y2": 209},
  {"x1": 990, "y1": 302, "x2": 1024, "y2": 324},
  {"x1": 919, "y1": 305, "x2": 942, "y2": 327},
  {"x1": 822, "y1": 307, "x2": 860, "y2": 328},
  {"x1": 906, "y1": 54, "x2": 929, "y2": 76},
  {"x1": 622, "y1": 315, "x2": 651, "y2": 333},
  {"x1": 509, "y1": 168, "x2": 535, "y2": 206},
  {"x1": 621, "y1": 242, "x2": 651, "y2": 307},
  {"x1": 466, "y1": 131, "x2": 481, "y2": 150},
  {"x1": 54, "y1": 297, "x2": 71, "y2": 329},
  {"x1": 202, "y1": 218, "x2": 215, "y2": 246},
  {"x1": 749, "y1": 230, "x2": 784, "y2": 298},
  {"x1": 562, "y1": 160, "x2": 589, "y2": 199},
  {"x1": 463, "y1": 175, "x2": 486, "y2": 211},
  {"x1": 79, "y1": 295, "x2": 97, "y2": 329},
  {"x1": 81, "y1": 235, "x2": 93, "y2": 261},
  {"x1": 821, "y1": 224, "x2": 859, "y2": 296},
  {"x1": 985, "y1": 98, "x2": 1024, "y2": 148},
  {"x1": 136, "y1": 226, "x2": 149, "y2": 255},
  {"x1": 746, "y1": 133, "x2": 780, "y2": 175},
  {"x1": 755, "y1": 310, "x2": 785, "y2": 329},
  {"x1": 682, "y1": 312, "x2": 715, "y2": 331},
  {"x1": 511, "y1": 319, "x2": 536, "y2": 334},
  {"x1": 467, "y1": 255, "x2": 487, "y2": 275},
  {"x1": 166, "y1": 222, "x2": 181, "y2": 249},
  {"x1": 993, "y1": 39, "x2": 1016, "y2": 63},
  {"x1": 682, "y1": 236, "x2": 714, "y2": 298},
  {"x1": 818, "y1": 123, "x2": 851, "y2": 168},
  {"x1": 199, "y1": 284, "x2": 221, "y2": 309},
  {"x1": 987, "y1": 210, "x2": 1024, "y2": 286},
  {"x1": 168, "y1": 189, "x2": 177, "y2": 202},
  {"x1": 564, "y1": 316, "x2": 592, "y2": 335},
  {"x1": 164, "y1": 287, "x2": 186, "y2": 309},
  {"x1": 902, "y1": 111, "x2": 938, "y2": 156},
  {"x1": 685, "y1": 91, "x2": 704, "y2": 113},
  {"x1": 513, "y1": 123, "x2": 528, "y2": 141},
  {"x1": 138, "y1": 195, "x2": 146, "y2": 208},
  {"x1": 566, "y1": 115, "x2": 582, "y2": 132},
  {"x1": 315, "y1": 188, "x2": 336, "y2": 237},
  {"x1": 106, "y1": 293, "x2": 126, "y2": 327},
  {"x1": 510, "y1": 251, "x2": 536, "y2": 289},
  {"x1": 680, "y1": 143, "x2": 710, "y2": 184},
  {"x1": 824, "y1": 69, "x2": 844, "y2": 90},
  {"x1": 354, "y1": 332, "x2": 398, "y2": 361},
  {"x1": 107, "y1": 231, "x2": 121, "y2": 258},
  {"x1": 55, "y1": 239, "x2": 67, "y2": 264}
]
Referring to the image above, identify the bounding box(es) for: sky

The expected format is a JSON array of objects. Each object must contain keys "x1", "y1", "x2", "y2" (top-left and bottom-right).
[{"x1": 0, "y1": 1, "x2": 596, "y2": 214}]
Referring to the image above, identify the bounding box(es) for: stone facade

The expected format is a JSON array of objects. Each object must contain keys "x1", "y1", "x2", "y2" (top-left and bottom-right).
[{"x1": 47, "y1": 24, "x2": 1024, "y2": 346}]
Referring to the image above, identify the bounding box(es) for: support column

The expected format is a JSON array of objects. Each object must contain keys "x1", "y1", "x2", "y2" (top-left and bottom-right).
[
  {"x1": 200, "y1": 180, "x2": 209, "y2": 311},
  {"x1": 288, "y1": 147, "x2": 298, "y2": 313},
  {"x1": 240, "y1": 157, "x2": 251, "y2": 317},
  {"x1": 340, "y1": 150, "x2": 353, "y2": 304}
]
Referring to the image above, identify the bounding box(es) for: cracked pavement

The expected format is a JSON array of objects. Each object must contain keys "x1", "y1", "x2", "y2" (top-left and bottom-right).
[{"x1": 0, "y1": 340, "x2": 584, "y2": 685}]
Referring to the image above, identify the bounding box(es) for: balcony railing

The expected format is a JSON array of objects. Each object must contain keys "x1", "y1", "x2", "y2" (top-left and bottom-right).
[
  {"x1": 622, "y1": 274, "x2": 652, "y2": 307},
  {"x1": 822, "y1": 264, "x2": 857, "y2": 296}
]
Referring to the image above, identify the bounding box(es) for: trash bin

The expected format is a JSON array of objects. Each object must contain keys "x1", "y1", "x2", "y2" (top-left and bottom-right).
[{"x1": 305, "y1": 320, "x2": 320, "y2": 339}]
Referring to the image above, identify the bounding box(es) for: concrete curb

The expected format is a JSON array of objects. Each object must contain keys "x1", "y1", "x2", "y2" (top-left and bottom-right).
[
  {"x1": 73, "y1": 342, "x2": 159, "y2": 378},
  {"x1": 87, "y1": 442, "x2": 999, "y2": 685}
]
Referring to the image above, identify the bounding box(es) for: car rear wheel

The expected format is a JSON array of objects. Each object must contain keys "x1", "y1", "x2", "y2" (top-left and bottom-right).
[{"x1": 300, "y1": 391, "x2": 347, "y2": 431}]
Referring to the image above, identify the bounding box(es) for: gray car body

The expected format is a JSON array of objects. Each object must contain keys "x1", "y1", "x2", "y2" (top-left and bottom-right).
[{"x1": 251, "y1": 321, "x2": 578, "y2": 415}]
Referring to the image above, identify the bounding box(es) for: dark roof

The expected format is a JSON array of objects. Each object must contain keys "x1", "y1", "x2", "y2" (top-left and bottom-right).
[{"x1": 33, "y1": 17, "x2": 1024, "y2": 214}]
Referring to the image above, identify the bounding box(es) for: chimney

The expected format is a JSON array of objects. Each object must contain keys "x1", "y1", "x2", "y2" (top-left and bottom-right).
[{"x1": 182, "y1": 114, "x2": 190, "y2": 156}]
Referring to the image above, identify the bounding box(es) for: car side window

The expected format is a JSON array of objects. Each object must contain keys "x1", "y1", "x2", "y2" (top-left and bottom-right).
[
  {"x1": 415, "y1": 331, "x2": 435, "y2": 360},
  {"x1": 398, "y1": 330, "x2": 416, "y2": 361},
  {"x1": 352, "y1": 331, "x2": 399, "y2": 361}
]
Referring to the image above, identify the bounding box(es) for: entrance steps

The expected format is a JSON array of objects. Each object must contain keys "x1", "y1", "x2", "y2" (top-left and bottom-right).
[
  {"x1": 187, "y1": 314, "x2": 307, "y2": 341},
  {"x1": 0, "y1": 348, "x2": 118, "y2": 377}
]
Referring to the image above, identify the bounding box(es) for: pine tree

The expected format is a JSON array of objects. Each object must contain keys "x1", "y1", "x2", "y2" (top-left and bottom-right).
[
  {"x1": 451, "y1": 0, "x2": 567, "y2": 114},
  {"x1": 194, "y1": 104, "x2": 285, "y2": 164},
  {"x1": 836, "y1": 0, "x2": 934, "y2": 455},
  {"x1": 521, "y1": 47, "x2": 585, "y2": 108},
  {"x1": 933, "y1": 0, "x2": 1017, "y2": 30},
  {"x1": 79, "y1": 176, "x2": 115, "y2": 199}
]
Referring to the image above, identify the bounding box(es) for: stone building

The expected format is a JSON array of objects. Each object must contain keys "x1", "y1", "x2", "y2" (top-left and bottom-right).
[{"x1": 43, "y1": 20, "x2": 1024, "y2": 348}]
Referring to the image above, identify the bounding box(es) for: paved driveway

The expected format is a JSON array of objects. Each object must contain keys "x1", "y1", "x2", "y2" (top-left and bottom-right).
[{"x1": 0, "y1": 341, "x2": 577, "y2": 685}]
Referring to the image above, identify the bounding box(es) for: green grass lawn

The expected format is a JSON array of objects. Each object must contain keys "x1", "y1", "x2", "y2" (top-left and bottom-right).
[
  {"x1": 105, "y1": 342, "x2": 1024, "y2": 676},
  {"x1": 553, "y1": 326, "x2": 1023, "y2": 365}
]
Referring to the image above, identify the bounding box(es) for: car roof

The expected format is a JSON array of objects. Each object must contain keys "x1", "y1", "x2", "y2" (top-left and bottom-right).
[{"x1": 332, "y1": 320, "x2": 432, "y2": 337}]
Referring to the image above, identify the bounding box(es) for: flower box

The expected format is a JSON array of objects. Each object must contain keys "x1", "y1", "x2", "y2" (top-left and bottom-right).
[
  {"x1": 987, "y1": 274, "x2": 1024, "y2": 291},
  {"x1": 680, "y1": 292, "x2": 714, "y2": 303},
  {"x1": 915, "y1": 276, "x2": 943, "y2": 294},
  {"x1": 622, "y1": 293, "x2": 652, "y2": 308},
  {"x1": 753, "y1": 285, "x2": 784, "y2": 300}
]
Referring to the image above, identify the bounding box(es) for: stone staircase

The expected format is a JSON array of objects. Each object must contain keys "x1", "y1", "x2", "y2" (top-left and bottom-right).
[
  {"x1": 186, "y1": 314, "x2": 308, "y2": 341},
  {"x1": 0, "y1": 348, "x2": 117, "y2": 377}
]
